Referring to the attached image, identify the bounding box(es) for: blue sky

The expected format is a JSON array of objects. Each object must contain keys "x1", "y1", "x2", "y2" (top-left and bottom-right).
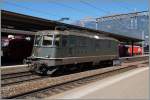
[{"x1": 1, "y1": 0, "x2": 149, "y2": 23}]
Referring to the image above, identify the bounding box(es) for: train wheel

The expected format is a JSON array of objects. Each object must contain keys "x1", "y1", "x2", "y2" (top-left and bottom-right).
[{"x1": 39, "y1": 65, "x2": 48, "y2": 75}]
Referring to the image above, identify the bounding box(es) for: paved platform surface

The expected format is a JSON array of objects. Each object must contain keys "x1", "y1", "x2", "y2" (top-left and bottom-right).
[{"x1": 48, "y1": 67, "x2": 149, "y2": 100}]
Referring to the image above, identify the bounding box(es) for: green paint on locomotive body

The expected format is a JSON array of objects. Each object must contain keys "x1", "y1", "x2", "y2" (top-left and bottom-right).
[
  {"x1": 29, "y1": 30, "x2": 119, "y2": 66},
  {"x1": 58, "y1": 35, "x2": 119, "y2": 58}
]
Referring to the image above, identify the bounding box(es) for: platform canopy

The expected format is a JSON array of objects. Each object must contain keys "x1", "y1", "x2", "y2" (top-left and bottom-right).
[{"x1": 2, "y1": 10, "x2": 143, "y2": 42}]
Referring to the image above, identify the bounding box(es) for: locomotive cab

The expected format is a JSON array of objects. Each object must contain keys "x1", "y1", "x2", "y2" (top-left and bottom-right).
[
  {"x1": 32, "y1": 31, "x2": 60, "y2": 58},
  {"x1": 26, "y1": 30, "x2": 61, "y2": 75}
]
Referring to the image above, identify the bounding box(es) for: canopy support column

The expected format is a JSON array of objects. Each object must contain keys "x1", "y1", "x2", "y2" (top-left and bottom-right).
[{"x1": 131, "y1": 41, "x2": 134, "y2": 56}]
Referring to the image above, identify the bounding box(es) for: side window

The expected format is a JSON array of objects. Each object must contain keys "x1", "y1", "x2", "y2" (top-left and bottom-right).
[
  {"x1": 77, "y1": 36, "x2": 87, "y2": 47},
  {"x1": 77, "y1": 37, "x2": 82, "y2": 47},
  {"x1": 95, "y1": 40, "x2": 100, "y2": 48},
  {"x1": 54, "y1": 35, "x2": 60, "y2": 46},
  {"x1": 101, "y1": 40, "x2": 106, "y2": 49},
  {"x1": 80, "y1": 37, "x2": 86, "y2": 47},
  {"x1": 104, "y1": 40, "x2": 111, "y2": 48},
  {"x1": 69, "y1": 36, "x2": 76, "y2": 47},
  {"x1": 108, "y1": 40, "x2": 111, "y2": 48},
  {"x1": 62, "y1": 38, "x2": 67, "y2": 47},
  {"x1": 84, "y1": 37, "x2": 88, "y2": 47}
]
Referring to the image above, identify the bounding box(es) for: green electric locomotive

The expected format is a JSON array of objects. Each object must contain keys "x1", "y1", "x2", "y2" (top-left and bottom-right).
[{"x1": 26, "y1": 29, "x2": 120, "y2": 75}]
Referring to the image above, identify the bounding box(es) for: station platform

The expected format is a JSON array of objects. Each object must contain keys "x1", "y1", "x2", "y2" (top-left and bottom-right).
[{"x1": 48, "y1": 67, "x2": 149, "y2": 99}]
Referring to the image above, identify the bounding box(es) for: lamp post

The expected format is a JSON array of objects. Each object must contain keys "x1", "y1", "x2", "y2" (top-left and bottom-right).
[{"x1": 95, "y1": 18, "x2": 99, "y2": 30}]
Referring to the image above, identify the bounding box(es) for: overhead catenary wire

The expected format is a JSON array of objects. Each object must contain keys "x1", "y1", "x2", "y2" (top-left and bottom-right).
[
  {"x1": 3, "y1": 0, "x2": 101, "y2": 23},
  {"x1": 3, "y1": 0, "x2": 84, "y2": 23},
  {"x1": 46, "y1": 0, "x2": 100, "y2": 16},
  {"x1": 109, "y1": 0, "x2": 133, "y2": 11},
  {"x1": 79, "y1": 0, "x2": 130, "y2": 29},
  {"x1": 79, "y1": 0, "x2": 148, "y2": 31},
  {"x1": 79, "y1": 0, "x2": 112, "y2": 15},
  {"x1": 3, "y1": 0, "x2": 62, "y2": 18}
]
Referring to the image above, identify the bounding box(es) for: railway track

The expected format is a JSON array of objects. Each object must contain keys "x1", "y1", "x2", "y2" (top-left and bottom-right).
[
  {"x1": 1, "y1": 72, "x2": 32, "y2": 80},
  {"x1": 1, "y1": 58, "x2": 148, "y2": 99},
  {"x1": 120, "y1": 55, "x2": 149, "y2": 63},
  {"x1": 15, "y1": 66, "x2": 139, "y2": 99},
  {"x1": 1, "y1": 73, "x2": 44, "y2": 87}
]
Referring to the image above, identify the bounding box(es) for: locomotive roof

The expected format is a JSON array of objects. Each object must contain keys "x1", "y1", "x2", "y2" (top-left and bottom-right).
[{"x1": 36, "y1": 30, "x2": 119, "y2": 41}]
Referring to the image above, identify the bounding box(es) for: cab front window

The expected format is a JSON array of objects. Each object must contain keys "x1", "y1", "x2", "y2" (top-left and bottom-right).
[
  {"x1": 42, "y1": 35, "x2": 53, "y2": 46},
  {"x1": 34, "y1": 34, "x2": 60, "y2": 47}
]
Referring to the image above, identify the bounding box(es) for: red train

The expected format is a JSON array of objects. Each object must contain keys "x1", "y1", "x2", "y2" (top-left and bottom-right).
[{"x1": 119, "y1": 44, "x2": 143, "y2": 57}]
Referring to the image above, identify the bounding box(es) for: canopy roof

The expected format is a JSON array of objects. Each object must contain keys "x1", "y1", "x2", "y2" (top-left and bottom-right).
[{"x1": 2, "y1": 10, "x2": 143, "y2": 42}]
